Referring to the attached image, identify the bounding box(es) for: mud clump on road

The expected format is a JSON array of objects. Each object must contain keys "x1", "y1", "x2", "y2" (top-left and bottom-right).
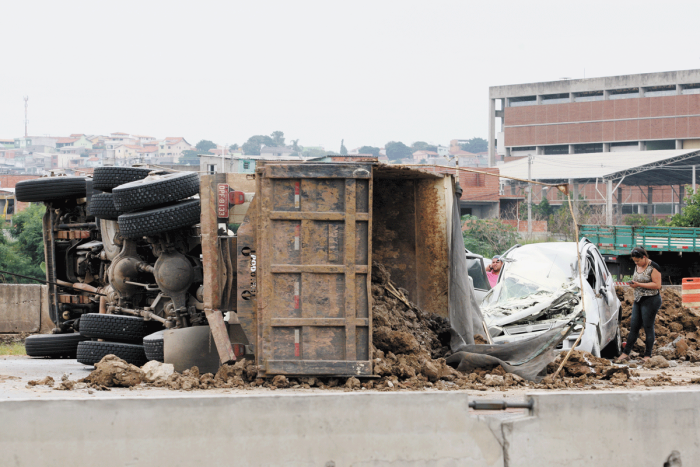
[
  {"x1": 616, "y1": 287, "x2": 700, "y2": 361},
  {"x1": 82, "y1": 355, "x2": 144, "y2": 388},
  {"x1": 27, "y1": 376, "x2": 54, "y2": 387}
]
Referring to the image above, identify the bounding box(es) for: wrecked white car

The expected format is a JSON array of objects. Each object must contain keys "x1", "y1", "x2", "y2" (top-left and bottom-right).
[{"x1": 481, "y1": 240, "x2": 622, "y2": 358}]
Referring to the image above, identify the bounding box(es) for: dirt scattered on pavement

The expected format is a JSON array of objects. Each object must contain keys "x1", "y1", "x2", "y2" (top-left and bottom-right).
[{"x1": 27, "y1": 375, "x2": 54, "y2": 386}]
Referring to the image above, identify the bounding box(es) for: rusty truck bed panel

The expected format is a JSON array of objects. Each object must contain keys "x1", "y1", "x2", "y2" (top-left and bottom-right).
[{"x1": 256, "y1": 163, "x2": 373, "y2": 377}]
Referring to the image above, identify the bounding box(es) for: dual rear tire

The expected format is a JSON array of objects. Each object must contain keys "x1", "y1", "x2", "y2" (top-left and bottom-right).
[{"x1": 76, "y1": 313, "x2": 155, "y2": 366}]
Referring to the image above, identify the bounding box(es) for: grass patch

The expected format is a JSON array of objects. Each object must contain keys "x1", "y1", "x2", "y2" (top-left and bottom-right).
[{"x1": 0, "y1": 342, "x2": 26, "y2": 356}]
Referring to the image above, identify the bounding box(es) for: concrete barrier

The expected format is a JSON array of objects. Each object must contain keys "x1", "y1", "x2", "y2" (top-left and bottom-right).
[
  {"x1": 503, "y1": 389, "x2": 700, "y2": 466},
  {"x1": 0, "y1": 284, "x2": 49, "y2": 333},
  {"x1": 0, "y1": 392, "x2": 504, "y2": 466}
]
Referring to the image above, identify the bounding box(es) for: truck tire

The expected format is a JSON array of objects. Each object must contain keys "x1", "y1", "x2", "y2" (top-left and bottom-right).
[
  {"x1": 93, "y1": 167, "x2": 154, "y2": 192},
  {"x1": 112, "y1": 172, "x2": 199, "y2": 213},
  {"x1": 77, "y1": 341, "x2": 147, "y2": 366},
  {"x1": 144, "y1": 331, "x2": 164, "y2": 362},
  {"x1": 79, "y1": 314, "x2": 147, "y2": 342},
  {"x1": 16, "y1": 177, "x2": 87, "y2": 202},
  {"x1": 25, "y1": 333, "x2": 88, "y2": 358},
  {"x1": 118, "y1": 199, "x2": 201, "y2": 238},
  {"x1": 88, "y1": 193, "x2": 120, "y2": 220}
]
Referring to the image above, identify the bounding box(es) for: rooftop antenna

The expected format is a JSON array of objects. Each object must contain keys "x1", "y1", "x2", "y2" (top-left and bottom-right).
[{"x1": 23, "y1": 96, "x2": 28, "y2": 137}]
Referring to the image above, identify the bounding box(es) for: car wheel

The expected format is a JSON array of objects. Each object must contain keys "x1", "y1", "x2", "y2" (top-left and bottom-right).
[
  {"x1": 88, "y1": 192, "x2": 120, "y2": 220},
  {"x1": 144, "y1": 330, "x2": 164, "y2": 362},
  {"x1": 77, "y1": 341, "x2": 147, "y2": 366},
  {"x1": 15, "y1": 177, "x2": 87, "y2": 202},
  {"x1": 601, "y1": 326, "x2": 622, "y2": 359},
  {"x1": 112, "y1": 172, "x2": 199, "y2": 213},
  {"x1": 79, "y1": 314, "x2": 147, "y2": 342},
  {"x1": 118, "y1": 199, "x2": 200, "y2": 238},
  {"x1": 25, "y1": 333, "x2": 88, "y2": 358},
  {"x1": 92, "y1": 167, "x2": 153, "y2": 192}
]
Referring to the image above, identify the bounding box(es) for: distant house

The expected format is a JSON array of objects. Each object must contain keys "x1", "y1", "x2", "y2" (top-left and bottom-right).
[
  {"x1": 58, "y1": 146, "x2": 89, "y2": 156},
  {"x1": 71, "y1": 135, "x2": 93, "y2": 149},
  {"x1": 412, "y1": 150, "x2": 439, "y2": 162},
  {"x1": 56, "y1": 137, "x2": 78, "y2": 149},
  {"x1": 159, "y1": 137, "x2": 192, "y2": 161},
  {"x1": 134, "y1": 135, "x2": 156, "y2": 145},
  {"x1": 114, "y1": 144, "x2": 145, "y2": 162},
  {"x1": 199, "y1": 154, "x2": 306, "y2": 174},
  {"x1": 0, "y1": 139, "x2": 15, "y2": 149},
  {"x1": 15, "y1": 136, "x2": 57, "y2": 149},
  {"x1": 260, "y1": 146, "x2": 295, "y2": 158},
  {"x1": 105, "y1": 132, "x2": 138, "y2": 148},
  {"x1": 85, "y1": 157, "x2": 101, "y2": 168}
]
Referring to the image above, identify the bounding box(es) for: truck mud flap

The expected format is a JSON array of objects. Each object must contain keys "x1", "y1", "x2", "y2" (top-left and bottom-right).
[{"x1": 164, "y1": 324, "x2": 248, "y2": 374}]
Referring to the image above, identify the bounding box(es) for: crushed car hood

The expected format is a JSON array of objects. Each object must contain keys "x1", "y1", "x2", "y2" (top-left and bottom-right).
[{"x1": 482, "y1": 282, "x2": 582, "y2": 328}]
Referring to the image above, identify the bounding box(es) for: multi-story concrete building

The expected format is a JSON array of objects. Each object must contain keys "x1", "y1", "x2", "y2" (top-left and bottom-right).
[{"x1": 488, "y1": 69, "x2": 700, "y2": 166}]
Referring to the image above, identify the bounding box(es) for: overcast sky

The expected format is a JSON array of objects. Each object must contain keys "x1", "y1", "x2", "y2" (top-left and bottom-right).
[{"x1": 2, "y1": 0, "x2": 699, "y2": 151}]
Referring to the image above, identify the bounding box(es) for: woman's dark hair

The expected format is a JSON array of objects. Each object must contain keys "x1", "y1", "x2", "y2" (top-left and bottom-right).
[{"x1": 630, "y1": 246, "x2": 649, "y2": 259}]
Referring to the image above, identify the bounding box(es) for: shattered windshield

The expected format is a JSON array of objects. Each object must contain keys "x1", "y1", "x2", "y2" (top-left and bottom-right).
[{"x1": 483, "y1": 245, "x2": 578, "y2": 307}]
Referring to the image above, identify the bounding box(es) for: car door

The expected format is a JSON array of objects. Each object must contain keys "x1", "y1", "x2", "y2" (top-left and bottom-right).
[
  {"x1": 592, "y1": 247, "x2": 617, "y2": 344},
  {"x1": 580, "y1": 245, "x2": 601, "y2": 328},
  {"x1": 465, "y1": 255, "x2": 490, "y2": 305}
]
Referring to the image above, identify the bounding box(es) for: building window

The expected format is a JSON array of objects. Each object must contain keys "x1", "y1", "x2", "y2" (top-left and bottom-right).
[
  {"x1": 508, "y1": 96, "x2": 536, "y2": 107},
  {"x1": 243, "y1": 161, "x2": 250, "y2": 170},
  {"x1": 207, "y1": 164, "x2": 216, "y2": 174},
  {"x1": 574, "y1": 91, "x2": 604, "y2": 102},
  {"x1": 541, "y1": 93, "x2": 569, "y2": 105}
]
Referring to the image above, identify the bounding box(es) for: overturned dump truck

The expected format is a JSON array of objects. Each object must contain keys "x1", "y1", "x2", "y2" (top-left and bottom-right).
[{"x1": 20, "y1": 163, "x2": 478, "y2": 377}]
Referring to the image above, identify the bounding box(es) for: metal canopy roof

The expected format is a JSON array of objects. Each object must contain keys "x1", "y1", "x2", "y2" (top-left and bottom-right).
[{"x1": 499, "y1": 149, "x2": 700, "y2": 185}]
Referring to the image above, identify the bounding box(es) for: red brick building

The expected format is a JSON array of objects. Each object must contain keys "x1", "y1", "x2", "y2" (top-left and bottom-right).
[{"x1": 488, "y1": 69, "x2": 700, "y2": 165}]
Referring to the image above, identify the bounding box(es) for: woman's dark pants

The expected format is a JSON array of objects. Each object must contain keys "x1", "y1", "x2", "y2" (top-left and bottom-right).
[{"x1": 624, "y1": 294, "x2": 662, "y2": 358}]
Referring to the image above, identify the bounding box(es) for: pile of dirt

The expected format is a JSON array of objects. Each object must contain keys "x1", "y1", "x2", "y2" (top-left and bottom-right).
[
  {"x1": 616, "y1": 287, "x2": 700, "y2": 361},
  {"x1": 82, "y1": 354, "x2": 144, "y2": 388},
  {"x1": 545, "y1": 350, "x2": 630, "y2": 385}
]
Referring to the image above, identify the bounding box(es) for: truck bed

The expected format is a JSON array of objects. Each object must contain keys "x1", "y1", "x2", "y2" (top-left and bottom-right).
[{"x1": 580, "y1": 224, "x2": 700, "y2": 255}]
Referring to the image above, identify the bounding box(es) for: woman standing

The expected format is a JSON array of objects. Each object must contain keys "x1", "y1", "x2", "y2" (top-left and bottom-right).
[{"x1": 617, "y1": 247, "x2": 662, "y2": 362}]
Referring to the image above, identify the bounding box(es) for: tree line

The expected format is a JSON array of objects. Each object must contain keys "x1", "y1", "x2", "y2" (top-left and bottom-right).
[{"x1": 181, "y1": 132, "x2": 488, "y2": 162}]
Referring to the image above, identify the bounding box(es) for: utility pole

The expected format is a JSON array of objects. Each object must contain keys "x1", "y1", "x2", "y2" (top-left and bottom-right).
[
  {"x1": 527, "y1": 155, "x2": 532, "y2": 235},
  {"x1": 23, "y1": 96, "x2": 28, "y2": 137},
  {"x1": 693, "y1": 165, "x2": 697, "y2": 193}
]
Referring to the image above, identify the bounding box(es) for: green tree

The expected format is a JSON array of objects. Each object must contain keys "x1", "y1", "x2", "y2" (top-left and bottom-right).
[
  {"x1": 270, "y1": 131, "x2": 285, "y2": 147},
  {"x1": 459, "y1": 137, "x2": 488, "y2": 153},
  {"x1": 385, "y1": 141, "x2": 412, "y2": 161},
  {"x1": 301, "y1": 147, "x2": 330, "y2": 158},
  {"x1": 340, "y1": 139, "x2": 348, "y2": 155},
  {"x1": 462, "y1": 215, "x2": 517, "y2": 258},
  {"x1": 291, "y1": 139, "x2": 301, "y2": 152},
  {"x1": 195, "y1": 140, "x2": 217, "y2": 153},
  {"x1": 667, "y1": 187, "x2": 700, "y2": 227},
  {"x1": 179, "y1": 150, "x2": 200, "y2": 164},
  {"x1": 11, "y1": 204, "x2": 45, "y2": 265},
  {"x1": 624, "y1": 214, "x2": 649, "y2": 226},
  {"x1": 229, "y1": 143, "x2": 239, "y2": 152},
  {"x1": 520, "y1": 197, "x2": 553, "y2": 220},
  {"x1": 0, "y1": 204, "x2": 45, "y2": 283},
  {"x1": 358, "y1": 146, "x2": 380, "y2": 157},
  {"x1": 411, "y1": 141, "x2": 437, "y2": 152},
  {"x1": 242, "y1": 135, "x2": 275, "y2": 155}
]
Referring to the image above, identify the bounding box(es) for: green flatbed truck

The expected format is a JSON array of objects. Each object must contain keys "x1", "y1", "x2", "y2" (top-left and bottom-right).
[{"x1": 580, "y1": 224, "x2": 700, "y2": 284}]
